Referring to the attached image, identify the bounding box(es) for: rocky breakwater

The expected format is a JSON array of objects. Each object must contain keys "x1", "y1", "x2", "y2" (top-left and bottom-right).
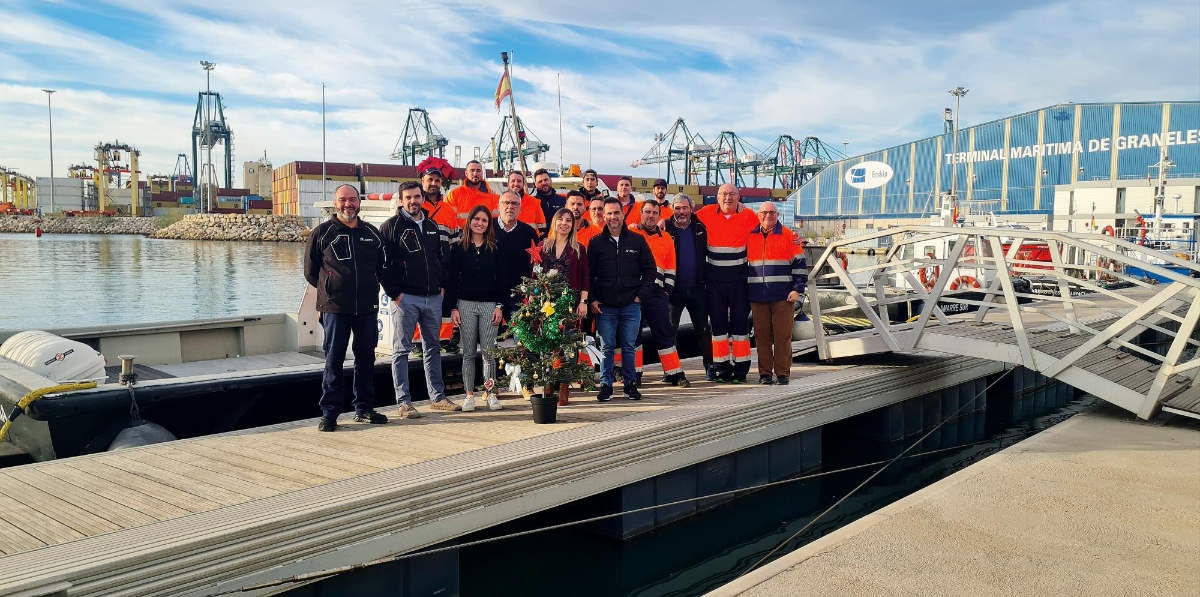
[
  {"x1": 152, "y1": 214, "x2": 310, "y2": 242},
  {"x1": 0, "y1": 215, "x2": 160, "y2": 235}
]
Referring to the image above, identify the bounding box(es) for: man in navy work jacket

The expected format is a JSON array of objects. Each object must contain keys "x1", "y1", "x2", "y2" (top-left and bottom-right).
[
  {"x1": 380, "y1": 181, "x2": 460, "y2": 419},
  {"x1": 304, "y1": 184, "x2": 391, "y2": 431}
]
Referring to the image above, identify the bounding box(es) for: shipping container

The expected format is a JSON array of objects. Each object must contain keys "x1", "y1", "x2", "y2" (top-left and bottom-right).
[
  {"x1": 248, "y1": 200, "x2": 272, "y2": 209},
  {"x1": 359, "y1": 163, "x2": 418, "y2": 178},
  {"x1": 289, "y1": 161, "x2": 358, "y2": 177}
]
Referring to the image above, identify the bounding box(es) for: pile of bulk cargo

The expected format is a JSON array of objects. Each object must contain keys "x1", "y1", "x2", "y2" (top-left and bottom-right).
[{"x1": 151, "y1": 213, "x2": 309, "y2": 242}]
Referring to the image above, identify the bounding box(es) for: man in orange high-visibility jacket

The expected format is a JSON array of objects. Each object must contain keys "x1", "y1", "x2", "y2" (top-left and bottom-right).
[
  {"x1": 415, "y1": 163, "x2": 461, "y2": 352},
  {"x1": 747, "y1": 202, "x2": 807, "y2": 386},
  {"x1": 506, "y1": 170, "x2": 547, "y2": 234},
  {"x1": 694, "y1": 183, "x2": 760, "y2": 383},
  {"x1": 613, "y1": 176, "x2": 643, "y2": 227},
  {"x1": 576, "y1": 196, "x2": 605, "y2": 248},
  {"x1": 446, "y1": 160, "x2": 497, "y2": 229},
  {"x1": 632, "y1": 201, "x2": 690, "y2": 387}
]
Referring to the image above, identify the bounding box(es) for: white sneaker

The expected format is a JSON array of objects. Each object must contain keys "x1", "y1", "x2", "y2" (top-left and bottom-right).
[
  {"x1": 462, "y1": 395, "x2": 477, "y2": 412},
  {"x1": 487, "y1": 393, "x2": 502, "y2": 411}
]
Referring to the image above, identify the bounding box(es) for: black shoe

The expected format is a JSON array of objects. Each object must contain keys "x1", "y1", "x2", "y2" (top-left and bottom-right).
[
  {"x1": 597, "y1": 385, "x2": 614, "y2": 402},
  {"x1": 759, "y1": 375, "x2": 774, "y2": 385},
  {"x1": 624, "y1": 384, "x2": 642, "y2": 400},
  {"x1": 705, "y1": 366, "x2": 717, "y2": 382},
  {"x1": 353, "y1": 410, "x2": 388, "y2": 424},
  {"x1": 776, "y1": 376, "x2": 789, "y2": 386},
  {"x1": 664, "y1": 372, "x2": 691, "y2": 388},
  {"x1": 317, "y1": 416, "x2": 337, "y2": 432}
]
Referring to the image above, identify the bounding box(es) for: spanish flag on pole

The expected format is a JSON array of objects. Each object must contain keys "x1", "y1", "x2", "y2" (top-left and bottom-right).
[{"x1": 494, "y1": 72, "x2": 512, "y2": 112}]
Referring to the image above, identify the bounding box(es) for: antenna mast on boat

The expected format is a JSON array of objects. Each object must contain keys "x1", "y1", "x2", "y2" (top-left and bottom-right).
[{"x1": 501, "y1": 52, "x2": 529, "y2": 174}]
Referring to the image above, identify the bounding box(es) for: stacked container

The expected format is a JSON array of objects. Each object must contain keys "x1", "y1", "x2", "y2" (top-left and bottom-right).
[{"x1": 272, "y1": 161, "x2": 357, "y2": 220}]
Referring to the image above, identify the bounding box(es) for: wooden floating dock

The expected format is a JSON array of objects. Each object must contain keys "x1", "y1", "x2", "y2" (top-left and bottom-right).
[{"x1": 0, "y1": 353, "x2": 1002, "y2": 597}]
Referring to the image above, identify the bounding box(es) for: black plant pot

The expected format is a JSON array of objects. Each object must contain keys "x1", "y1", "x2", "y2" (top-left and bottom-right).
[{"x1": 530, "y1": 392, "x2": 559, "y2": 424}]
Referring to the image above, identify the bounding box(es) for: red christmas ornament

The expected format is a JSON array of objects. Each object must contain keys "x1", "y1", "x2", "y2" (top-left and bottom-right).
[
  {"x1": 526, "y1": 240, "x2": 544, "y2": 264},
  {"x1": 552, "y1": 358, "x2": 563, "y2": 369}
]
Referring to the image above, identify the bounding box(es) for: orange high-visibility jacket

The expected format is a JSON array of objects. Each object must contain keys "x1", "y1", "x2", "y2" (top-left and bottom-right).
[
  {"x1": 747, "y1": 223, "x2": 808, "y2": 303},
  {"x1": 423, "y1": 196, "x2": 461, "y2": 246},
  {"x1": 517, "y1": 194, "x2": 547, "y2": 233},
  {"x1": 445, "y1": 182, "x2": 497, "y2": 228},
  {"x1": 632, "y1": 226, "x2": 677, "y2": 293},
  {"x1": 694, "y1": 204, "x2": 759, "y2": 282}
]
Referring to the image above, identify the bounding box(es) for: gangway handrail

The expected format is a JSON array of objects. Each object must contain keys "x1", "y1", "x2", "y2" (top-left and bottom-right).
[{"x1": 807, "y1": 225, "x2": 1200, "y2": 420}]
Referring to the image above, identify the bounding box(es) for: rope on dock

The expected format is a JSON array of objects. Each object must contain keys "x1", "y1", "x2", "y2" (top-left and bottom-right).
[
  {"x1": 197, "y1": 422, "x2": 1040, "y2": 597},
  {"x1": 0, "y1": 381, "x2": 98, "y2": 443}
]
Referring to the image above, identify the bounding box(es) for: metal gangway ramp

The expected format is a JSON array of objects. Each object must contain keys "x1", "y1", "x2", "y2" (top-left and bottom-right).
[{"x1": 808, "y1": 225, "x2": 1200, "y2": 421}]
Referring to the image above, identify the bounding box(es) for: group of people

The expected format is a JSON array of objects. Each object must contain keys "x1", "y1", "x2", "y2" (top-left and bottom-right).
[{"x1": 304, "y1": 160, "x2": 808, "y2": 431}]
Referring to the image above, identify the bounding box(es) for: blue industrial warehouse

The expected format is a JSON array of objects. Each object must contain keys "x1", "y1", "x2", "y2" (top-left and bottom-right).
[{"x1": 792, "y1": 101, "x2": 1200, "y2": 226}]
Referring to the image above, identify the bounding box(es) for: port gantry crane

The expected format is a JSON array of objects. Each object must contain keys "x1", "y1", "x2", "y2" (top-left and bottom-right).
[
  {"x1": 635, "y1": 118, "x2": 848, "y2": 189},
  {"x1": 94, "y1": 142, "x2": 142, "y2": 215},
  {"x1": 478, "y1": 115, "x2": 550, "y2": 174},
  {"x1": 390, "y1": 108, "x2": 449, "y2": 165},
  {"x1": 631, "y1": 118, "x2": 714, "y2": 185},
  {"x1": 193, "y1": 61, "x2": 234, "y2": 212}
]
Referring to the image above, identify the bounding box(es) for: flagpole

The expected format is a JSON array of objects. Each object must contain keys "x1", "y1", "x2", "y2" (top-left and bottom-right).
[
  {"x1": 501, "y1": 51, "x2": 528, "y2": 174},
  {"x1": 557, "y1": 73, "x2": 563, "y2": 170}
]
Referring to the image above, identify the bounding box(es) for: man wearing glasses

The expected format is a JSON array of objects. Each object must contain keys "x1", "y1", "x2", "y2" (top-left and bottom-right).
[
  {"x1": 747, "y1": 202, "x2": 807, "y2": 385},
  {"x1": 493, "y1": 191, "x2": 540, "y2": 322},
  {"x1": 694, "y1": 183, "x2": 760, "y2": 383}
]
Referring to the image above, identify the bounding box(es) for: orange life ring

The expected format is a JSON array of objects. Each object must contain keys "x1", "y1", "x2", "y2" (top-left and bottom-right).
[
  {"x1": 835, "y1": 252, "x2": 849, "y2": 272},
  {"x1": 1102, "y1": 225, "x2": 1115, "y2": 237},
  {"x1": 919, "y1": 265, "x2": 941, "y2": 290},
  {"x1": 949, "y1": 275, "x2": 980, "y2": 290}
]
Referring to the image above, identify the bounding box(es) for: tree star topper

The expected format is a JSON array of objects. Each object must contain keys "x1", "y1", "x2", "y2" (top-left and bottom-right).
[{"x1": 526, "y1": 240, "x2": 543, "y2": 264}]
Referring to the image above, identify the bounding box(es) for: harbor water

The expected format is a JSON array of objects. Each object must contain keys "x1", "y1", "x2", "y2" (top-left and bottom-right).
[{"x1": 0, "y1": 233, "x2": 305, "y2": 331}]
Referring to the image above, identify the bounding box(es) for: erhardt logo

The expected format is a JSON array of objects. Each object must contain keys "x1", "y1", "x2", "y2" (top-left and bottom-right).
[
  {"x1": 43, "y1": 348, "x2": 75, "y2": 367},
  {"x1": 844, "y1": 161, "x2": 894, "y2": 190}
]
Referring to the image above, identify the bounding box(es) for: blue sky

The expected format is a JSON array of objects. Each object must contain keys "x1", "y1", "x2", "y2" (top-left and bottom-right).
[{"x1": 2, "y1": 0, "x2": 1198, "y2": 185}]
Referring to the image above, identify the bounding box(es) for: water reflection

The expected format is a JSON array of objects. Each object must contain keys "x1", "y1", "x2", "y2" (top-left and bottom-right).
[{"x1": 0, "y1": 233, "x2": 305, "y2": 330}]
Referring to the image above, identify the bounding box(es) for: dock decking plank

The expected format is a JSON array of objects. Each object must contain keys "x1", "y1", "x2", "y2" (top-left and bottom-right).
[
  {"x1": 0, "y1": 518, "x2": 44, "y2": 556},
  {"x1": 115, "y1": 450, "x2": 279, "y2": 501},
  {"x1": 0, "y1": 482, "x2": 88, "y2": 545},
  {"x1": 22, "y1": 462, "x2": 193, "y2": 520},
  {"x1": 2, "y1": 468, "x2": 158, "y2": 529},
  {"x1": 58, "y1": 459, "x2": 223, "y2": 513},
  {"x1": 0, "y1": 477, "x2": 122, "y2": 538},
  {"x1": 150, "y1": 444, "x2": 315, "y2": 493}
]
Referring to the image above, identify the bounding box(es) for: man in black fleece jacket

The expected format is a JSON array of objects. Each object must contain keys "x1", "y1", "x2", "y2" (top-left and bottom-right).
[
  {"x1": 587, "y1": 197, "x2": 657, "y2": 402},
  {"x1": 303, "y1": 184, "x2": 392, "y2": 431},
  {"x1": 379, "y1": 182, "x2": 457, "y2": 417}
]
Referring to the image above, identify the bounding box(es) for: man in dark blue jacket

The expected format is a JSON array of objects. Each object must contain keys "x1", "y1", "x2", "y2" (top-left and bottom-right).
[
  {"x1": 304, "y1": 184, "x2": 391, "y2": 431},
  {"x1": 380, "y1": 181, "x2": 458, "y2": 418},
  {"x1": 588, "y1": 197, "x2": 657, "y2": 402}
]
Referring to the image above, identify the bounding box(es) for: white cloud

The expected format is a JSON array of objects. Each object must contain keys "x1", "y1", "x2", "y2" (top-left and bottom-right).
[{"x1": 1, "y1": 0, "x2": 1196, "y2": 187}]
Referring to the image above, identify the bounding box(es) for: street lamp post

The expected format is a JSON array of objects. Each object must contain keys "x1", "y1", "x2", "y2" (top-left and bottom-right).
[
  {"x1": 586, "y1": 125, "x2": 594, "y2": 169},
  {"x1": 948, "y1": 86, "x2": 969, "y2": 205},
  {"x1": 842, "y1": 142, "x2": 848, "y2": 157},
  {"x1": 41, "y1": 89, "x2": 56, "y2": 214}
]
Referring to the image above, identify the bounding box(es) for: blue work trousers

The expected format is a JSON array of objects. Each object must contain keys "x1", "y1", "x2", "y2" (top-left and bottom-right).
[
  {"x1": 596, "y1": 302, "x2": 642, "y2": 387},
  {"x1": 320, "y1": 312, "x2": 378, "y2": 418}
]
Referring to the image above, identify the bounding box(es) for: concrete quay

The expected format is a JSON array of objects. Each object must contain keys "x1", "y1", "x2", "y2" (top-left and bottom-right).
[{"x1": 708, "y1": 404, "x2": 1200, "y2": 597}]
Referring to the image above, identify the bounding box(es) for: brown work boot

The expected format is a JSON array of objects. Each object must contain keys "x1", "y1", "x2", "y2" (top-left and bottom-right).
[
  {"x1": 558, "y1": 383, "x2": 570, "y2": 406},
  {"x1": 429, "y1": 398, "x2": 461, "y2": 412}
]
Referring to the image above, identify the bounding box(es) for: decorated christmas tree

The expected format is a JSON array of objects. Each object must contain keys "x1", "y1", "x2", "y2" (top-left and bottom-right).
[{"x1": 489, "y1": 250, "x2": 596, "y2": 396}]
